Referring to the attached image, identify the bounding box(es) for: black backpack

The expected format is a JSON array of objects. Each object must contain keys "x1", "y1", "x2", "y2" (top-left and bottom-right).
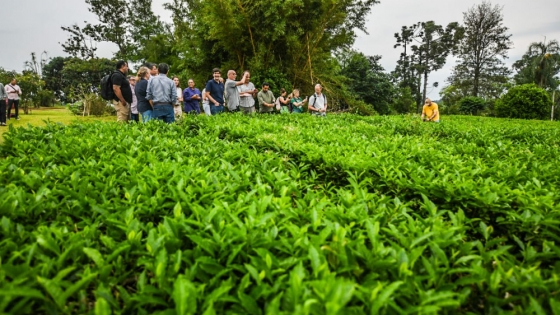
[{"x1": 100, "y1": 72, "x2": 118, "y2": 100}]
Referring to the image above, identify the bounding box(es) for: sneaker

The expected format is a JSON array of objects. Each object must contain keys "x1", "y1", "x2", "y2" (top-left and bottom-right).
[
  {"x1": 16, "y1": 118, "x2": 20, "y2": 120},
  {"x1": 1, "y1": 123, "x2": 5, "y2": 126}
]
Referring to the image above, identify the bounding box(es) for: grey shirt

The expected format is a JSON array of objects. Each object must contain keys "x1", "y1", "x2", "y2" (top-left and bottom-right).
[
  {"x1": 146, "y1": 74, "x2": 177, "y2": 105},
  {"x1": 225, "y1": 79, "x2": 240, "y2": 111}
]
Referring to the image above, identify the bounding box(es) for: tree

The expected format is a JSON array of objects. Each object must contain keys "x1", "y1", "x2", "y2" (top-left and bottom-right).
[
  {"x1": 43, "y1": 57, "x2": 72, "y2": 99},
  {"x1": 448, "y1": 1, "x2": 513, "y2": 99},
  {"x1": 60, "y1": 0, "x2": 165, "y2": 61},
  {"x1": 164, "y1": 0, "x2": 380, "y2": 109},
  {"x1": 339, "y1": 51, "x2": 395, "y2": 114},
  {"x1": 393, "y1": 21, "x2": 463, "y2": 112},
  {"x1": 60, "y1": 24, "x2": 98, "y2": 59},
  {"x1": 513, "y1": 39, "x2": 560, "y2": 91}
]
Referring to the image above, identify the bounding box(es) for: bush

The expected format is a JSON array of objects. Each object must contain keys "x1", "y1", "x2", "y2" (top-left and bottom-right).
[
  {"x1": 458, "y1": 96, "x2": 486, "y2": 115},
  {"x1": 67, "y1": 94, "x2": 115, "y2": 116},
  {"x1": 391, "y1": 87, "x2": 416, "y2": 114},
  {"x1": 495, "y1": 84, "x2": 551, "y2": 119},
  {"x1": 347, "y1": 98, "x2": 378, "y2": 116},
  {"x1": 37, "y1": 90, "x2": 56, "y2": 107}
]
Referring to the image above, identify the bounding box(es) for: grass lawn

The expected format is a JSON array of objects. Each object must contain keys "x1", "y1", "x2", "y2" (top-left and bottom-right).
[{"x1": 0, "y1": 107, "x2": 115, "y2": 140}]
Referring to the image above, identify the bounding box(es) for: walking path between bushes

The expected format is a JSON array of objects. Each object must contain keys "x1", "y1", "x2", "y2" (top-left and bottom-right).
[{"x1": 0, "y1": 106, "x2": 114, "y2": 141}]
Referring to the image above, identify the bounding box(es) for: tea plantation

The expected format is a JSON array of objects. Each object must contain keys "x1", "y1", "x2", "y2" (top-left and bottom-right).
[{"x1": 1, "y1": 114, "x2": 559, "y2": 314}]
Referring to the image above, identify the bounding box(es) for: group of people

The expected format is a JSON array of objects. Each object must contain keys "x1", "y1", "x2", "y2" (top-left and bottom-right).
[
  {"x1": 109, "y1": 61, "x2": 329, "y2": 123},
  {"x1": 0, "y1": 79, "x2": 23, "y2": 126}
]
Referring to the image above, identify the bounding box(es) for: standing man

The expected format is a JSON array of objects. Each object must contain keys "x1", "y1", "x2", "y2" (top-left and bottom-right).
[
  {"x1": 421, "y1": 98, "x2": 440, "y2": 122},
  {"x1": 5, "y1": 79, "x2": 22, "y2": 120},
  {"x1": 257, "y1": 82, "x2": 275, "y2": 114},
  {"x1": 111, "y1": 60, "x2": 132, "y2": 122},
  {"x1": 308, "y1": 84, "x2": 327, "y2": 116},
  {"x1": 205, "y1": 68, "x2": 225, "y2": 115},
  {"x1": 183, "y1": 79, "x2": 202, "y2": 114},
  {"x1": 238, "y1": 71, "x2": 259, "y2": 115},
  {"x1": 146, "y1": 63, "x2": 177, "y2": 123},
  {"x1": 225, "y1": 70, "x2": 248, "y2": 112},
  {"x1": 0, "y1": 81, "x2": 7, "y2": 126}
]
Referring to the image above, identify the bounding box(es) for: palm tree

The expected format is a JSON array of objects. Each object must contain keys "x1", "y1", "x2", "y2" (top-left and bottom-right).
[{"x1": 528, "y1": 39, "x2": 560, "y2": 90}]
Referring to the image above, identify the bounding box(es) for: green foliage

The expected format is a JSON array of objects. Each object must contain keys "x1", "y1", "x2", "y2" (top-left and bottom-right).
[
  {"x1": 339, "y1": 51, "x2": 394, "y2": 115},
  {"x1": 16, "y1": 71, "x2": 45, "y2": 109},
  {"x1": 513, "y1": 39, "x2": 560, "y2": 91},
  {"x1": 36, "y1": 90, "x2": 56, "y2": 107},
  {"x1": 458, "y1": 96, "x2": 486, "y2": 115},
  {"x1": 391, "y1": 87, "x2": 416, "y2": 114},
  {"x1": 1, "y1": 114, "x2": 560, "y2": 313},
  {"x1": 495, "y1": 84, "x2": 552, "y2": 119},
  {"x1": 448, "y1": 2, "x2": 512, "y2": 98}
]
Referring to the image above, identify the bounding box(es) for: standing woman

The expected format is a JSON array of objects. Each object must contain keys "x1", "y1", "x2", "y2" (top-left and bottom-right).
[
  {"x1": 173, "y1": 76, "x2": 183, "y2": 119},
  {"x1": 278, "y1": 88, "x2": 291, "y2": 113},
  {"x1": 135, "y1": 66, "x2": 152, "y2": 122},
  {"x1": 290, "y1": 89, "x2": 307, "y2": 114},
  {"x1": 237, "y1": 70, "x2": 258, "y2": 114},
  {"x1": 128, "y1": 76, "x2": 139, "y2": 122}
]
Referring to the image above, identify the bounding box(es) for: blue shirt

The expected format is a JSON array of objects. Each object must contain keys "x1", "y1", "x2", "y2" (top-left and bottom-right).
[
  {"x1": 205, "y1": 79, "x2": 224, "y2": 105},
  {"x1": 146, "y1": 74, "x2": 177, "y2": 105},
  {"x1": 183, "y1": 87, "x2": 202, "y2": 109}
]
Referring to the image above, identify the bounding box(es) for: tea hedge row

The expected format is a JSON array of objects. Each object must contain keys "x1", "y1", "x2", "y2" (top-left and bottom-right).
[{"x1": 0, "y1": 115, "x2": 559, "y2": 314}]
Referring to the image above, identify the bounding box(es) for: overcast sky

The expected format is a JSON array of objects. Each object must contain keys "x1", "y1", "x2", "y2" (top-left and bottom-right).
[{"x1": 1, "y1": 0, "x2": 559, "y2": 98}]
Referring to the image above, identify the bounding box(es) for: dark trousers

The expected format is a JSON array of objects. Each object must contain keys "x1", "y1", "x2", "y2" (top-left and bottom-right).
[
  {"x1": 7, "y1": 99, "x2": 19, "y2": 119},
  {"x1": 0, "y1": 100, "x2": 6, "y2": 123}
]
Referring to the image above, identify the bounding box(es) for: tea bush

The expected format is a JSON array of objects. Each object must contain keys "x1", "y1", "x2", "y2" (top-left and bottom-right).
[
  {"x1": 0, "y1": 114, "x2": 559, "y2": 314},
  {"x1": 495, "y1": 84, "x2": 551, "y2": 119}
]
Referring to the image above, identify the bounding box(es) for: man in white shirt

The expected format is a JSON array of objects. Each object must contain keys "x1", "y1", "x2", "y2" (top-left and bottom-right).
[
  {"x1": 5, "y1": 79, "x2": 22, "y2": 120},
  {"x1": 308, "y1": 84, "x2": 327, "y2": 116}
]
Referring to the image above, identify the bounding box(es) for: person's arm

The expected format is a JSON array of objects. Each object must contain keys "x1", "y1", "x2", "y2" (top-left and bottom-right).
[
  {"x1": 206, "y1": 91, "x2": 220, "y2": 106},
  {"x1": 257, "y1": 92, "x2": 265, "y2": 107},
  {"x1": 17, "y1": 86, "x2": 22, "y2": 95},
  {"x1": 177, "y1": 88, "x2": 183, "y2": 102},
  {"x1": 146, "y1": 79, "x2": 154, "y2": 106},
  {"x1": 171, "y1": 82, "x2": 178, "y2": 104},
  {"x1": 322, "y1": 96, "x2": 327, "y2": 112},
  {"x1": 235, "y1": 73, "x2": 248, "y2": 86},
  {"x1": 430, "y1": 108, "x2": 438, "y2": 121},
  {"x1": 308, "y1": 96, "x2": 319, "y2": 112},
  {"x1": 113, "y1": 85, "x2": 127, "y2": 105},
  {"x1": 421, "y1": 106, "x2": 426, "y2": 121}
]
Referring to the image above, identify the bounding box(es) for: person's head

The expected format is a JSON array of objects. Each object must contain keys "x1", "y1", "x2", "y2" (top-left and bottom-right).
[
  {"x1": 128, "y1": 76, "x2": 136, "y2": 86},
  {"x1": 425, "y1": 98, "x2": 432, "y2": 106},
  {"x1": 212, "y1": 68, "x2": 221, "y2": 81},
  {"x1": 116, "y1": 60, "x2": 128, "y2": 73},
  {"x1": 314, "y1": 83, "x2": 322, "y2": 94},
  {"x1": 262, "y1": 83, "x2": 270, "y2": 92},
  {"x1": 227, "y1": 70, "x2": 237, "y2": 80},
  {"x1": 243, "y1": 71, "x2": 251, "y2": 82},
  {"x1": 136, "y1": 66, "x2": 150, "y2": 81},
  {"x1": 280, "y1": 88, "x2": 286, "y2": 97},
  {"x1": 292, "y1": 89, "x2": 300, "y2": 98},
  {"x1": 144, "y1": 63, "x2": 158, "y2": 76},
  {"x1": 10, "y1": 78, "x2": 16, "y2": 85},
  {"x1": 188, "y1": 79, "x2": 195, "y2": 88},
  {"x1": 157, "y1": 63, "x2": 169, "y2": 75},
  {"x1": 173, "y1": 76, "x2": 180, "y2": 87}
]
